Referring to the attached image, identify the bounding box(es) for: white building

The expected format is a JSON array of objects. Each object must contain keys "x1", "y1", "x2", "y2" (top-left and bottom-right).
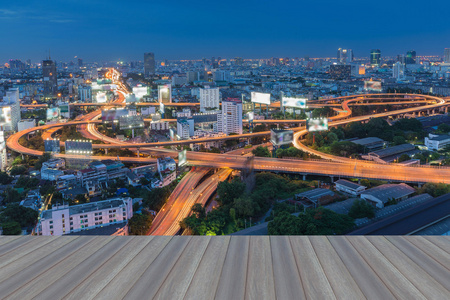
[
  {"x1": 334, "y1": 179, "x2": 366, "y2": 196},
  {"x1": 157, "y1": 157, "x2": 176, "y2": 172},
  {"x1": 176, "y1": 108, "x2": 192, "y2": 118},
  {"x1": 41, "y1": 168, "x2": 64, "y2": 181},
  {"x1": 150, "y1": 121, "x2": 169, "y2": 131},
  {"x1": 39, "y1": 198, "x2": 133, "y2": 236},
  {"x1": 177, "y1": 118, "x2": 194, "y2": 139},
  {"x1": 18, "y1": 119, "x2": 36, "y2": 132},
  {"x1": 0, "y1": 88, "x2": 21, "y2": 131},
  {"x1": 78, "y1": 85, "x2": 92, "y2": 102},
  {"x1": 217, "y1": 98, "x2": 243, "y2": 135},
  {"x1": 425, "y1": 133, "x2": 450, "y2": 151},
  {"x1": 393, "y1": 62, "x2": 405, "y2": 80},
  {"x1": 172, "y1": 75, "x2": 187, "y2": 86},
  {"x1": 360, "y1": 183, "x2": 415, "y2": 208},
  {"x1": 42, "y1": 158, "x2": 66, "y2": 170},
  {"x1": 199, "y1": 87, "x2": 220, "y2": 113}
]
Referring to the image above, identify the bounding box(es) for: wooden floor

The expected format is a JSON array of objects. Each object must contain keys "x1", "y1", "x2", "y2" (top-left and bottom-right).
[{"x1": 0, "y1": 236, "x2": 449, "y2": 299}]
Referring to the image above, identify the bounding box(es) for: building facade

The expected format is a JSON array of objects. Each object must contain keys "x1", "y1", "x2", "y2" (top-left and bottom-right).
[
  {"x1": 217, "y1": 98, "x2": 243, "y2": 135},
  {"x1": 199, "y1": 87, "x2": 220, "y2": 112},
  {"x1": 43, "y1": 59, "x2": 57, "y2": 99},
  {"x1": 144, "y1": 52, "x2": 155, "y2": 77}
]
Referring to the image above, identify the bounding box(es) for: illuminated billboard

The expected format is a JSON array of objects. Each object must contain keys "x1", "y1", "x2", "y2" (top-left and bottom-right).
[
  {"x1": 65, "y1": 140, "x2": 93, "y2": 154},
  {"x1": 251, "y1": 92, "x2": 271, "y2": 105},
  {"x1": 282, "y1": 97, "x2": 307, "y2": 108},
  {"x1": 119, "y1": 115, "x2": 144, "y2": 130},
  {"x1": 96, "y1": 92, "x2": 107, "y2": 103},
  {"x1": 1, "y1": 107, "x2": 11, "y2": 124},
  {"x1": 132, "y1": 86, "x2": 149, "y2": 101},
  {"x1": 178, "y1": 150, "x2": 187, "y2": 167},
  {"x1": 247, "y1": 112, "x2": 254, "y2": 121},
  {"x1": 270, "y1": 129, "x2": 294, "y2": 146},
  {"x1": 306, "y1": 118, "x2": 329, "y2": 132},
  {"x1": 158, "y1": 84, "x2": 172, "y2": 103},
  {"x1": 47, "y1": 107, "x2": 59, "y2": 120},
  {"x1": 364, "y1": 81, "x2": 382, "y2": 92},
  {"x1": 101, "y1": 109, "x2": 129, "y2": 122}
]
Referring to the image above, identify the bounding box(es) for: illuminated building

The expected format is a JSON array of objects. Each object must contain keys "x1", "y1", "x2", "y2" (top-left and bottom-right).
[
  {"x1": 0, "y1": 88, "x2": 21, "y2": 131},
  {"x1": 444, "y1": 48, "x2": 450, "y2": 63},
  {"x1": 217, "y1": 98, "x2": 242, "y2": 135},
  {"x1": 78, "y1": 85, "x2": 92, "y2": 102},
  {"x1": 393, "y1": 62, "x2": 405, "y2": 80},
  {"x1": 42, "y1": 59, "x2": 57, "y2": 99},
  {"x1": 337, "y1": 48, "x2": 353, "y2": 63},
  {"x1": 370, "y1": 49, "x2": 381, "y2": 66},
  {"x1": 406, "y1": 50, "x2": 416, "y2": 64},
  {"x1": 144, "y1": 52, "x2": 155, "y2": 77},
  {"x1": 199, "y1": 86, "x2": 220, "y2": 112},
  {"x1": 329, "y1": 64, "x2": 351, "y2": 79},
  {"x1": 177, "y1": 117, "x2": 194, "y2": 139}
]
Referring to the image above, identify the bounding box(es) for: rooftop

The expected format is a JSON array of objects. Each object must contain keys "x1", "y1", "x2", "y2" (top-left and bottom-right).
[
  {"x1": 351, "y1": 137, "x2": 384, "y2": 146},
  {"x1": 335, "y1": 179, "x2": 365, "y2": 190},
  {"x1": 0, "y1": 236, "x2": 448, "y2": 299},
  {"x1": 42, "y1": 198, "x2": 128, "y2": 219},
  {"x1": 361, "y1": 183, "x2": 415, "y2": 203},
  {"x1": 368, "y1": 143, "x2": 415, "y2": 158},
  {"x1": 295, "y1": 188, "x2": 334, "y2": 201}
]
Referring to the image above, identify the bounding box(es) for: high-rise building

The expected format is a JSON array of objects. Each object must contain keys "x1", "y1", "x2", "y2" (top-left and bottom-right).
[
  {"x1": 176, "y1": 117, "x2": 195, "y2": 139},
  {"x1": 329, "y1": 64, "x2": 351, "y2": 79},
  {"x1": 0, "y1": 88, "x2": 21, "y2": 131},
  {"x1": 217, "y1": 98, "x2": 242, "y2": 135},
  {"x1": 144, "y1": 52, "x2": 155, "y2": 77},
  {"x1": 337, "y1": 48, "x2": 353, "y2": 63},
  {"x1": 444, "y1": 48, "x2": 450, "y2": 63},
  {"x1": 78, "y1": 85, "x2": 92, "y2": 102},
  {"x1": 392, "y1": 62, "x2": 405, "y2": 80},
  {"x1": 42, "y1": 59, "x2": 57, "y2": 99},
  {"x1": 77, "y1": 58, "x2": 83, "y2": 67},
  {"x1": 370, "y1": 49, "x2": 381, "y2": 66},
  {"x1": 199, "y1": 87, "x2": 220, "y2": 112},
  {"x1": 406, "y1": 50, "x2": 416, "y2": 64}
]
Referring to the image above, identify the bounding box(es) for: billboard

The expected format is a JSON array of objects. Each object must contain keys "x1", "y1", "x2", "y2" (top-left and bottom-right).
[
  {"x1": 247, "y1": 111, "x2": 254, "y2": 121},
  {"x1": 0, "y1": 107, "x2": 11, "y2": 124},
  {"x1": 364, "y1": 81, "x2": 382, "y2": 92},
  {"x1": 119, "y1": 115, "x2": 144, "y2": 130},
  {"x1": 47, "y1": 107, "x2": 59, "y2": 120},
  {"x1": 270, "y1": 129, "x2": 294, "y2": 146},
  {"x1": 101, "y1": 109, "x2": 129, "y2": 122},
  {"x1": 178, "y1": 150, "x2": 187, "y2": 167},
  {"x1": 306, "y1": 118, "x2": 329, "y2": 132},
  {"x1": 44, "y1": 139, "x2": 60, "y2": 153},
  {"x1": 96, "y1": 92, "x2": 107, "y2": 103},
  {"x1": 158, "y1": 84, "x2": 172, "y2": 103},
  {"x1": 65, "y1": 140, "x2": 93, "y2": 154},
  {"x1": 126, "y1": 94, "x2": 137, "y2": 103},
  {"x1": 251, "y1": 92, "x2": 271, "y2": 105},
  {"x1": 132, "y1": 86, "x2": 148, "y2": 100},
  {"x1": 192, "y1": 113, "x2": 217, "y2": 123},
  {"x1": 282, "y1": 97, "x2": 307, "y2": 108}
]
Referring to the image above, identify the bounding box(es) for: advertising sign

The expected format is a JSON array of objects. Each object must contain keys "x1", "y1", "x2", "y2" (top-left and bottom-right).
[
  {"x1": 282, "y1": 97, "x2": 307, "y2": 108},
  {"x1": 178, "y1": 149, "x2": 187, "y2": 167},
  {"x1": 47, "y1": 107, "x2": 59, "y2": 120},
  {"x1": 364, "y1": 81, "x2": 382, "y2": 92},
  {"x1": 306, "y1": 118, "x2": 329, "y2": 132},
  {"x1": 158, "y1": 84, "x2": 172, "y2": 103},
  {"x1": 251, "y1": 92, "x2": 271, "y2": 105},
  {"x1": 270, "y1": 129, "x2": 294, "y2": 146}
]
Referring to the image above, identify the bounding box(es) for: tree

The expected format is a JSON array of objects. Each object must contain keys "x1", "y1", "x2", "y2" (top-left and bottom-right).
[
  {"x1": 418, "y1": 183, "x2": 450, "y2": 197},
  {"x1": 0, "y1": 204, "x2": 38, "y2": 227},
  {"x1": 393, "y1": 136, "x2": 406, "y2": 146},
  {"x1": 10, "y1": 166, "x2": 27, "y2": 176},
  {"x1": 191, "y1": 203, "x2": 206, "y2": 219},
  {"x1": 0, "y1": 221, "x2": 22, "y2": 235},
  {"x1": 234, "y1": 196, "x2": 255, "y2": 218},
  {"x1": 397, "y1": 154, "x2": 411, "y2": 163},
  {"x1": 128, "y1": 212, "x2": 153, "y2": 235},
  {"x1": 252, "y1": 146, "x2": 271, "y2": 157},
  {"x1": 3, "y1": 188, "x2": 22, "y2": 204},
  {"x1": 437, "y1": 123, "x2": 450, "y2": 134},
  {"x1": 0, "y1": 172, "x2": 13, "y2": 184},
  {"x1": 217, "y1": 178, "x2": 246, "y2": 206},
  {"x1": 348, "y1": 199, "x2": 376, "y2": 219},
  {"x1": 326, "y1": 132, "x2": 338, "y2": 144}
]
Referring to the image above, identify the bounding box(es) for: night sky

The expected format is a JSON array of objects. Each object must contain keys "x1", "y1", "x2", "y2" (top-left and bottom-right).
[{"x1": 1, "y1": 0, "x2": 449, "y2": 62}]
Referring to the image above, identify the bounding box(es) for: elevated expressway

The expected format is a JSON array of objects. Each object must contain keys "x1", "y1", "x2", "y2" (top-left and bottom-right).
[{"x1": 8, "y1": 93, "x2": 450, "y2": 184}]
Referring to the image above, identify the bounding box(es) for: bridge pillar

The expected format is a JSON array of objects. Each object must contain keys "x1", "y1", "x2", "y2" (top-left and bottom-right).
[
  {"x1": 302, "y1": 174, "x2": 307, "y2": 181},
  {"x1": 330, "y1": 176, "x2": 334, "y2": 183},
  {"x1": 418, "y1": 183, "x2": 422, "y2": 188},
  {"x1": 105, "y1": 148, "x2": 108, "y2": 155},
  {"x1": 358, "y1": 178, "x2": 361, "y2": 184},
  {"x1": 137, "y1": 148, "x2": 140, "y2": 157}
]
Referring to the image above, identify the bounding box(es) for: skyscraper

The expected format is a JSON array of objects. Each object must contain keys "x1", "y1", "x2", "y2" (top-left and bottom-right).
[
  {"x1": 337, "y1": 48, "x2": 353, "y2": 63},
  {"x1": 392, "y1": 62, "x2": 405, "y2": 80},
  {"x1": 406, "y1": 50, "x2": 416, "y2": 64},
  {"x1": 42, "y1": 59, "x2": 57, "y2": 99},
  {"x1": 444, "y1": 48, "x2": 450, "y2": 63},
  {"x1": 199, "y1": 86, "x2": 220, "y2": 112},
  {"x1": 217, "y1": 98, "x2": 243, "y2": 135},
  {"x1": 370, "y1": 49, "x2": 381, "y2": 66},
  {"x1": 144, "y1": 52, "x2": 155, "y2": 77}
]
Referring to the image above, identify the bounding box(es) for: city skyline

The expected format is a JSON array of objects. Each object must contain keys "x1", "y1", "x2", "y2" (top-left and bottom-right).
[{"x1": 1, "y1": 0, "x2": 449, "y2": 61}]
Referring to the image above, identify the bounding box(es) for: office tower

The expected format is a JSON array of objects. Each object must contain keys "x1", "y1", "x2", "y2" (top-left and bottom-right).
[
  {"x1": 444, "y1": 48, "x2": 450, "y2": 63},
  {"x1": 337, "y1": 48, "x2": 353, "y2": 64},
  {"x1": 397, "y1": 55, "x2": 406, "y2": 64},
  {"x1": 199, "y1": 86, "x2": 220, "y2": 112},
  {"x1": 42, "y1": 59, "x2": 57, "y2": 99},
  {"x1": 392, "y1": 62, "x2": 405, "y2": 80},
  {"x1": 217, "y1": 98, "x2": 243, "y2": 135},
  {"x1": 406, "y1": 50, "x2": 416, "y2": 64},
  {"x1": 187, "y1": 71, "x2": 198, "y2": 83},
  {"x1": 176, "y1": 117, "x2": 195, "y2": 139},
  {"x1": 329, "y1": 64, "x2": 351, "y2": 79},
  {"x1": 78, "y1": 58, "x2": 83, "y2": 67},
  {"x1": 370, "y1": 49, "x2": 381, "y2": 66},
  {"x1": 78, "y1": 85, "x2": 92, "y2": 102},
  {"x1": 1, "y1": 88, "x2": 21, "y2": 131},
  {"x1": 144, "y1": 52, "x2": 155, "y2": 77}
]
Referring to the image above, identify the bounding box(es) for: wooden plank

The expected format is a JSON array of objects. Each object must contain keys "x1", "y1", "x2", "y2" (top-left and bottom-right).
[
  {"x1": 214, "y1": 236, "x2": 250, "y2": 300},
  {"x1": 244, "y1": 236, "x2": 275, "y2": 300},
  {"x1": 367, "y1": 236, "x2": 450, "y2": 299},
  {"x1": 289, "y1": 236, "x2": 336, "y2": 300},
  {"x1": 270, "y1": 236, "x2": 306, "y2": 300},
  {"x1": 4, "y1": 237, "x2": 113, "y2": 300},
  {"x1": 0, "y1": 237, "x2": 76, "y2": 282},
  {"x1": 406, "y1": 236, "x2": 450, "y2": 263},
  {"x1": 33, "y1": 237, "x2": 131, "y2": 300},
  {"x1": 0, "y1": 236, "x2": 20, "y2": 247},
  {"x1": 0, "y1": 237, "x2": 95, "y2": 299},
  {"x1": 94, "y1": 236, "x2": 171, "y2": 300},
  {"x1": 328, "y1": 236, "x2": 395, "y2": 299},
  {"x1": 63, "y1": 237, "x2": 151, "y2": 300},
  {"x1": 153, "y1": 236, "x2": 211, "y2": 300},
  {"x1": 183, "y1": 236, "x2": 230, "y2": 300},
  {"x1": 346, "y1": 236, "x2": 427, "y2": 300},
  {"x1": 423, "y1": 236, "x2": 450, "y2": 254},
  {"x1": 309, "y1": 236, "x2": 365, "y2": 300},
  {"x1": 386, "y1": 236, "x2": 450, "y2": 290},
  {"x1": 124, "y1": 236, "x2": 191, "y2": 299}
]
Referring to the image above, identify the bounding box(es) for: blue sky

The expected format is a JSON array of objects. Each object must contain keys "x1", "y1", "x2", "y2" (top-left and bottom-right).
[{"x1": 1, "y1": 0, "x2": 449, "y2": 62}]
